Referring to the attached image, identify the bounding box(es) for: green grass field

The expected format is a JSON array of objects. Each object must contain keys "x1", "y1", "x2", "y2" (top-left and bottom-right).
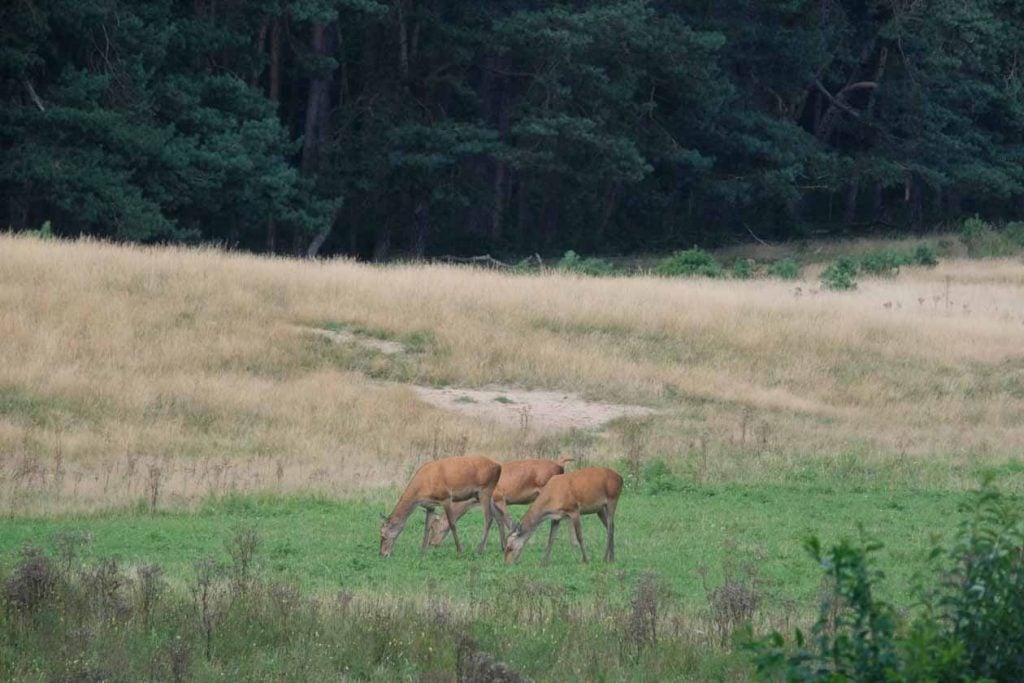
[{"x1": 0, "y1": 481, "x2": 967, "y2": 607}]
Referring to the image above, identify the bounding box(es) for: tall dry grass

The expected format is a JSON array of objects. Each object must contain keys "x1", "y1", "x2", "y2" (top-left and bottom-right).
[{"x1": 1, "y1": 234, "x2": 1023, "y2": 512}]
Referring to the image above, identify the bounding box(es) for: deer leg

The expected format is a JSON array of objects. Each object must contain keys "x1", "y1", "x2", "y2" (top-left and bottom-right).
[
  {"x1": 570, "y1": 512, "x2": 588, "y2": 563},
  {"x1": 442, "y1": 500, "x2": 463, "y2": 554},
  {"x1": 598, "y1": 507, "x2": 614, "y2": 562},
  {"x1": 542, "y1": 519, "x2": 561, "y2": 566},
  {"x1": 421, "y1": 508, "x2": 436, "y2": 554},
  {"x1": 493, "y1": 498, "x2": 508, "y2": 550},
  {"x1": 431, "y1": 500, "x2": 475, "y2": 547},
  {"x1": 605, "y1": 502, "x2": 617, "y2": 562},
  {"x1": 476, "y1": 489, "x2": 496, "y2": 555}
]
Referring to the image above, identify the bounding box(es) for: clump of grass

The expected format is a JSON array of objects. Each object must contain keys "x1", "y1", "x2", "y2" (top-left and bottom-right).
[
  {"x1": 730, "y1": 259, "x2": 753, "y2": 280},
  {"x1": 821, "y1": 256, "x2": 858, "y2": 290},
  {"x1": 767, "y1": 258, "x2": 800, "y2": 280},
  {"x1": 654, "y1": 247, "x2": 723, "y2": 278},
  {"x1": 701, "y1": 543, "x2": 763, "y2": 647},
  {"x1": 556, "y1": 250, "x2": 618, "y2": 276}
]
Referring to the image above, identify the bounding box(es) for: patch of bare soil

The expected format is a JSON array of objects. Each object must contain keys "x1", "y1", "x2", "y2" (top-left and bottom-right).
[
  {"x1": 412, "y1": 385, "x2": 654, "y2": 432},
  {"x1": 298, "y1": 326, "x2": 406, "y2": 354}
]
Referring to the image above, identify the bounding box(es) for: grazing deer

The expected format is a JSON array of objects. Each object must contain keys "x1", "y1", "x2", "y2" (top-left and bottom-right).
[
  {"x1": 379, "y1": 455, "x2": 501, "y2": 558},
  {"x1": 427, "y1": 455, "x2": 574, "y2": 548},
  {"x1": 504, "y1": 467, "x2": 622, "y2": 565}
]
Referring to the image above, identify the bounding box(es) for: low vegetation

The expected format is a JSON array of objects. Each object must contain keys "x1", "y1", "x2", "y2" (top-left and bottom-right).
[
  {"x1": 1, "y1": 233, "x2": 1022, "y2": 679},
  {"x1": 750, "y1": 482, "x2": 1024, "y2": 681}
]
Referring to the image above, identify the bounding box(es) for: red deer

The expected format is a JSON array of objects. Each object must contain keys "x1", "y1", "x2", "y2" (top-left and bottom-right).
[
  {"x1": 379, "y1": 455, "x2": 501, "y2": 557},
  {"x1": 503, "y1": 467, "x2": 622, "y2": 564},
  {"x1": 427, "y1": 455, "x2": 574, "y2": 548}
]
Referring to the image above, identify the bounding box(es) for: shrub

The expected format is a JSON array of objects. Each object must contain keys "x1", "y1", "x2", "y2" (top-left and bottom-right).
[
  {"x1": 767, "y1": 258, "x2": 800, "y2": 280},
  {"x1": 748, "y1": 482, "x2": 1024, "y2": 681},
  {"x1": 1004, "y1": 221, "x2": 1024, "y2": 248},
  {"x1": 858, "y1": 249, "x2": 903, "y2": 277},
  {"x1": 821, "y1": 256, "x2": 858, "y2": 290},
  {"x1": 3, "y1": 545, "x2": 57, "y2": 616},
  {"x1": 959, "y1": 215, "x2": 1022, "y2": 257},
  {"x1": 654, "y1": 248, "x2": 723, "y2": 278},
  {"x1": 910, "y1": 244, "x2": 938, "y2": 267},
  {"x1": 703, "y1": 553, "x2": 762, "y2": 648},
  {"x1": 26, "y1": 220, "x2": 54, "y2": 240},
  {"x1": 937, "y1": 482, "x2": 1024, "y2": 679},
  {"x1": 642, "y1": 459, "x2": 685, "y2": 495},
  {"x1": 730, "y1": 259, "x2": 753, "y2": 280},
  {"x1": 556, "y1": 250, "x2": 617, "y2": 276}
]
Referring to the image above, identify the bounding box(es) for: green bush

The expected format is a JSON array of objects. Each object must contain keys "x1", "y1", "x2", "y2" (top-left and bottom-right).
[
  {"x1": 747, "y1": 482, "x2": 1024, "y2": 682},
  {"x1": 821, "y1": 256, "x2": 858, "y2": 290},
  {"x1": 910, "y1": 244, "x2": 938, "y2": 267},
  {"x1": 654, "y1": 248, "x2": 723, "y2": 278},
  {"x1": 1004, "y1": 221, "x2": 1024, "y2": 247},
  {"x1": 642, "y1": 459, "x2": 686, "y2": 495},
  {"x1": 858, "y1": 249, "x2": 903, "y2": 277},
  {"x1": 767, "y1": 258, "x2": 800, "y2": 280},
  {"x1": 959, "y1": 215, "x2": 1023, "y2": 257},
  {"x1": 26, "y1": 220, "x2": 54, "y2": 240},
  {"x1": 556, "y1": 250, "x2": 617, "y2": 276},
  {"x1": 730, "y1": 259, "x2": 752, "y2": 280},
  {"x1": 960, "y1": 215, "x2": 989, "y2": 243}
]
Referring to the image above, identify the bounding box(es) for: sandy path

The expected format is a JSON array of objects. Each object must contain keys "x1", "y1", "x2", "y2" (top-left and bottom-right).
[{"x1": 412, "y1": 385, "x2": 654, "y2": 432}]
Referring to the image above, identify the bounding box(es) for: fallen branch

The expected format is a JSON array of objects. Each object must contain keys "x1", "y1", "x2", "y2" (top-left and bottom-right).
[
  {"x1": 435, "y1": 254, "x2": 513, "y2": 269},
  {"x1": 743, "y1": 223, "x2": 772, "y2": 247},
  {"x1": 23, "y1": 79, "x2": 45, "y2": 112}
]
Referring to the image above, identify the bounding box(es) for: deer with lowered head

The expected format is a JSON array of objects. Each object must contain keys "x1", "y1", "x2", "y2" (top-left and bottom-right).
[
  {"x1": 427, "y1": 455, "x2": 574, "y2": 549},
  {"x1": 504, "y1": 467, "x2": 622, "y2": 565},
  {"x1": 379, "y1": 455, "x2": 501, "y2": 558}
]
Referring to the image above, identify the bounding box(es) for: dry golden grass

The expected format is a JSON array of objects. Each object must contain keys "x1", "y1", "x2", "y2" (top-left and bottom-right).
[{"x1": 1, "y1": 234, "x2": 1023, "y2": 513}]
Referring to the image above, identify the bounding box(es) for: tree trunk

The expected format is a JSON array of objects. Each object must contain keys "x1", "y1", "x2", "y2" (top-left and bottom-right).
[
  {"x1": 595, "y1": 182, "x2": 620, "y2": 245},
  {"x1": 490, "y1": 162, "x2": 508, "y2": 243},
  {"x1": 843, "y1": 172, "x2": 860, "y2": 224},
  {"x1": 301, "y1": 23, "x2": 331, "y2": 178},
  {"x1": 373, "y1": 221, "x2": 392, "y2": 263},
  {"x1": 301, "y1": 22, "x2": 338, "y2": 257},
  {"x1": 268, "y1": 19, "x2": 282, "y2": 103},
  {"x1": 396, "y1": 0, "x2": 409, "y2": 81},
  {"x1": 250, "y1": 21, "x2": 269, "y2": 88},
  {"x1": 514, "y1": 173, "x2": 529, "y2": 251},
  {"x1": 412, "y1": 199, "x2": 430, "y2": 258}
]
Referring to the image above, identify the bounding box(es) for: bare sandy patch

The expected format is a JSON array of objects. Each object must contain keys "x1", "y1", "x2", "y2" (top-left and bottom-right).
[{"x1": 412, "y1": 385, "x2": 655, "y2": 432}]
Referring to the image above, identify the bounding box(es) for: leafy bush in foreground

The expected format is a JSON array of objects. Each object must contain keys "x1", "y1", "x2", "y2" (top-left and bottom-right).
[{"x1": 748, "y1": 481, "x2": 1024, "y2": 681}]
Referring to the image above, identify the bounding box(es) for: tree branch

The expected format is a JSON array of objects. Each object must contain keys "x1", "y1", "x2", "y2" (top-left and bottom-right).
[
  {"x1": 812, "y1": 77, "x2": 861, "y2": 119},
  {"x1": 23, "y1": 79, "x2": 45, "y2": 112}
]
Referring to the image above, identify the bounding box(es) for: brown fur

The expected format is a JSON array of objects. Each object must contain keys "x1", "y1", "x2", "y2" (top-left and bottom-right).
[
  {"x1": 428, "y1": 455, "x2": 575, "y2": 548},
  {"x1": 379, "y1": 455, "x2": 501, "y2": 557},
  {"x1": 503, "y1": 467, "x2": 622, "y2": 564}
]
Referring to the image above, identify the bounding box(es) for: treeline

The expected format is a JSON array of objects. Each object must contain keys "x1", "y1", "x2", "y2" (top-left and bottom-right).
[{"x1": 3, "y1": 0, "x2": 1023, "y2": 259}]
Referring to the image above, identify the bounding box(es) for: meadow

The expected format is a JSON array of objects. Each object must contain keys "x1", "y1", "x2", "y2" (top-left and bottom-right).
[{"x1": 1, "y1": 233, "x2": 1023, "y2": 680}]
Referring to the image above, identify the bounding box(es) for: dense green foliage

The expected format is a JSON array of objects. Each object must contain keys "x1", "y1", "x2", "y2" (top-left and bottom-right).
[
  {"x1": 4, "y1": 0, "x2": 1024, "y2": 258},
  {"x1": 655, "y1": 247, "x2": 724, "y2": 278},
  {"x1": 821, "y1": 256, "x2": 860, "y2": 290},
  {"x1": 749, "y1": 483, "x2": 1024, "y2": 681}
]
